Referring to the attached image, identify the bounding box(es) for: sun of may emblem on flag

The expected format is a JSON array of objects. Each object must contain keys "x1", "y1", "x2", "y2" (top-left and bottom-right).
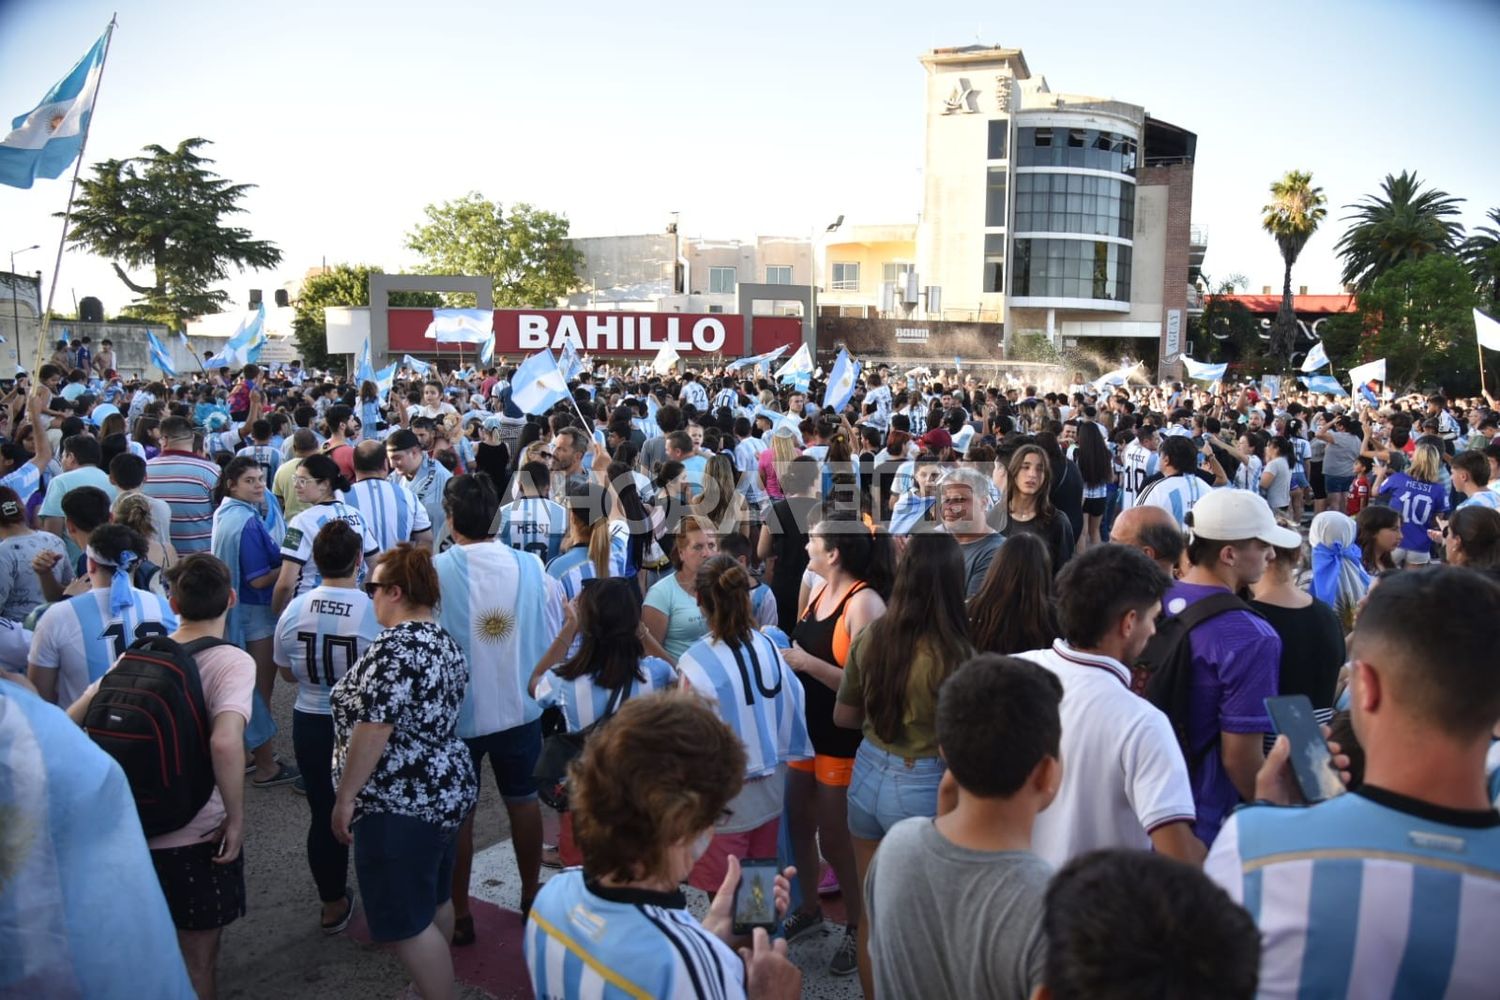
[{"x1": 476, "y1": 608, "x2": 515, "y2": 642}]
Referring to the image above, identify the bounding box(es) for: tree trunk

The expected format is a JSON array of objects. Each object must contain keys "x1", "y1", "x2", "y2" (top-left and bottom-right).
[{"x1": 1270, "y1": 259, "x2": 1297, "y2": 361}]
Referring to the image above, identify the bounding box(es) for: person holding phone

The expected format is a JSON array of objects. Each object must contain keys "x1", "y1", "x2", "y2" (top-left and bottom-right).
[{"x1": 525, "y1": 694, "x2": 802, "y2": 1000}]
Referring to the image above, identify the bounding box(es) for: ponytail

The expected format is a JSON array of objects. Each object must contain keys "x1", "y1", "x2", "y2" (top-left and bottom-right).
[
  {"x1": 694, "y1": 554, "x2": 755, "y2": 645},
  {"x1": 587, "y1": 516, "x2": 613, "y2": 579}
]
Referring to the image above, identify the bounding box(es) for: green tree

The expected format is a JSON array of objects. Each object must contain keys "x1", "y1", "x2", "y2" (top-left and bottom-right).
[
  {"x1": 62, "y1": 138, "x2": 281, "y2": 328},
  {"x1": 1460, "y1": 207, "x2": 1500, "y2": 309},
  {"x1": 1191, "y1": 275, "x2": 1264, "y2": 369},
  {"x1": 1261, "y1": 170, "x2": 1327, "y2": 360},
  {"x1": 1352, "y1": 254, "x2": 1477, "y2": 391},
  {"x1": 405, "y1": 193, "x2": 583, "y2": 307},
  {"x1": 1334, "y1": 171, "x2": 1465, "y2": 292},
  {"x1": 291, "y1": 264, "x2": 440, "y2": 371}
]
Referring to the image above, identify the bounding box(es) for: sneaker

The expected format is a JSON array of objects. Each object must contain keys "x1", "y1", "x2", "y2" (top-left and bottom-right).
[
  {"x1": 252, "y1": 761, "x2": 301, "y2": 788},
  {"x1": 817, "y1": 865, "x2": 840, "y2": 897},
  {"x1": 781, "y1": 907, "x2": 823, "y2": 942},
  {"x1": 540, "y1": 845, "x2": 563, "y2": 869},
  {"x1": 829, "y1": 928, "x2": 858, "y2": 977}
]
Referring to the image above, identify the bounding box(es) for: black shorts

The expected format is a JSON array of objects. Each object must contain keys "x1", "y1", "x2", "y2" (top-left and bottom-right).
[
  {"x1": 1309, "y1": 461, "x2": 1326, "y2": 499},
  {"x1": 465, "y1": 719, "x2": 542, "y2": 802},
  {"x1": 1082, "y1": 496, "x2": 1108, "y2": 516},
  {"x1": 151, "y1": 841, "x2": 246, "y2": 931}
]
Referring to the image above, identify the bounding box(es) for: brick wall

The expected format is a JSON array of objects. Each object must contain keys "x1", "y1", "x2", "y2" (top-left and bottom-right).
[{"x1": 1139, "y1": 162, "x2": 1194, "y2": 381}]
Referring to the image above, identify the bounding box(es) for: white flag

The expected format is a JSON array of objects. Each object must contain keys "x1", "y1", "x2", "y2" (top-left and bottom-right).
[
  {"x1": 650, "y1": 343, "x2": 681, "y2": 375},
  {"x1": 1348, "y1": 358, "x2": 1387, "y2": 387},
  {"x1": 1476, "y1": 309, "x2": 1500, "y2": 352}
]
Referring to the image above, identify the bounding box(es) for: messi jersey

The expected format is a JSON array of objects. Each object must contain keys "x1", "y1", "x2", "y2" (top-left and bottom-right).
[
  {"x1": 280, "y1": 501, "x2": 381, "y2": 596},
  {"x1": 345, "y1": 478, "x2": 432, "y2": 552},
  {"x1": 273, "y1": 585, "x2": 381, "y2": 715},
  {"x1": 28, "y1": 587, "x2": 179, "y2": 707},
  {"x1": 1135, "y1": 473, "x2": 1211, "y2": 525},
  {"x1": 1119, "y1": 441, "x2": 1159, "y2": 508},
  {"x1": 677, "y1": 631, "x2": 813, "y2": 779},
  {"x1": 434, "y1": 542, "x2": 564, "y2": 737},
  {"x1": 497, "y1": 497, "x2": 568, "y2": 564}
]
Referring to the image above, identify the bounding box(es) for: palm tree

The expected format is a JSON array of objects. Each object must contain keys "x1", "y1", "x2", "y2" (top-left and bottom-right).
[
  {"x1": 1460, "y1": 207, "x2": 1500, "y2": 308},
  {"x1": 1261, "y1": 171, "x2": 1327, "y2": 361},
  {"x1": 1335, "y1": 171, "x2": 1465, "y2": 291}
]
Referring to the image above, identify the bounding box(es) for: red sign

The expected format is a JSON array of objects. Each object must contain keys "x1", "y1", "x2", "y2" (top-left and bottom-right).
[{"x1": 386, "y1": 309, "x2": 803, "y2": 359}]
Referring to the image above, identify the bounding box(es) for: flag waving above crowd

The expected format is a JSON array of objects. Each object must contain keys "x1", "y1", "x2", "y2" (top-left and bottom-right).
[{"x1": 0, "y1": 26, "x2": 109, "y2": 188}]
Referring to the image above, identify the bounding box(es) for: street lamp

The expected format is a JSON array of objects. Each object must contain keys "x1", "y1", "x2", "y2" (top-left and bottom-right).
[{"x1": 9, "y1": 244, "x2": 40, "y2": 371}]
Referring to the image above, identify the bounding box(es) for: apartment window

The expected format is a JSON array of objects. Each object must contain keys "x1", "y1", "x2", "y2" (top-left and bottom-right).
[
  {"x1": 708, "y1": 267, "x2": 736, "y2": 294},
  {"x1": 983, "y1": 233, "x2": 1005, "y2": 294},
  {"x1": 882, "y1": 262, "x2": 912, "y2": 284},
  {"x1": 985, "y1": 168, "x2": 1008, "y2": 228},
  {"x1": 987, "y1": 119, "x2": 1009, "y2": 160},
  {"x1": 765, "y1": 265, "x2": 792, "y2": 285},
  {"x1": 832, "y1": 262, "x2": 860, "y2": 291}
]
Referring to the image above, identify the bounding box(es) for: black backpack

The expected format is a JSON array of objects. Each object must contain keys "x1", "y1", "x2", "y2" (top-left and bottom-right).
[
  {"x1": 1136, "y1": 592, "x2": 1258, "y2": 766},
  {"x1": 532, "y1": 683, "x2": 630, "y2": 812},
  {"x1": 84, "y1": 635, "x2": 233, "y2": 837}
]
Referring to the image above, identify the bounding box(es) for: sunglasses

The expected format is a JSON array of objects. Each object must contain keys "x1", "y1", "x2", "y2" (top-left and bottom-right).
[{"x1": 364, "y1": 580, "x2": 396, "y2": 597}]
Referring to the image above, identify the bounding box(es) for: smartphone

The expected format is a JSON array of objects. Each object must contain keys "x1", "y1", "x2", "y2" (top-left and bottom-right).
[
  {"x1": 1265, "y1": 695, "x2": 1345, "y2": 803},
  {"x1": 731, "y1": 858, "x2": 781, "y2": 935}
]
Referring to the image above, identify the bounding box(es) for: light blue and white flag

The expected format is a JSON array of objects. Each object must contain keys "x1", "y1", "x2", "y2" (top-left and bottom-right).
[
  {"x1": 146, "y1": 330, "x2": 177, "y2": 377},
  {"x1": 1348, "y1": 357, "x2": 1386, "y2": 387},
  {"x1": 823, "y1": 348, "x2": 861, "y2": 411},
  {"x1": 511, "y1": 349, "x2": 569, "y2": 415},
  {"x1": 355, "y1": 337, "x2": 375, "y2": 385},
  {"x1": 374, "y1": 362, "x2": 397, "y2": 401},
  {"x1": 400, "y1": 354, "x2": 432, "y2": 375},
  {"x1": 558, "y1": 340, "x2": 583, "y2": 380},
  {"x1": 954, "y1": 355, "x2": 963, "y2": 372},
  {"x1": 1302, "y1": 374, "x2": 1348, "y2": 396},
  {"x1": 479, "y1": 333, "x2": 495, "y2": 367},
  {"x1": 725, "y1": 344, "x2": 788, "y2": 373},
  {"x1": 774, "y1": 342, "x2": 813, "y2": 383},
  {"x1": 1260, "y1": 374, "x2": 1281, "y2": 399},
  {"x1": 1179, "y1": 356, "x2": 1227, "y2": 382},
  {"x1": 1300, "y1": 340, "x2": 1329, "y2": 372},
  {"x1": 0, "y1": 28, "x2": 108, "y2": 189},
  {"x1": 889, "y1": 495, "x2": 936, "y2": 535},
  {"x1": 205, "y1": 304, "x2": 266, "y2": 369},
  {"x1": 424, "y1": 308, "x2": 492, "y2": 344}
]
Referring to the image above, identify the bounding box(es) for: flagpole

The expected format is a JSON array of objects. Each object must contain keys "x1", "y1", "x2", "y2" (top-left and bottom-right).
[{"x1": 33, "y1": 15, "x2": 118, "y2": 378}]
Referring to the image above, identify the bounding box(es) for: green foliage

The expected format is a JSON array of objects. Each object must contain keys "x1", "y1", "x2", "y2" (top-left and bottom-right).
[
  {"x1": 1191, "y1": 280, "x2": 1266, "y2": 370},
  {"x1": 291, "y1": 264, "x2": 440, "y2": 370},
  {"x1": 1334, "y1": 171, "x2": 1465, "y2": 292},
  {"x1": 1349, "y1": 254, "x2": 1478, "y2": 392},
  {"x1": 1012, "y1": 332, "x2": 1063, "y2": 366},
  {"x1": 1460, "y1": 207, "x2": 1500, "y2": 308},
  {"x1": 405, "y1": 193, "x2": 583, "y2": 308},
  {"x1": 1261, "y1": 170, "x2": 1327, "y2": 360},
  {"x1": 63, "y1": 138, "x2": 281, "y2": 329}
]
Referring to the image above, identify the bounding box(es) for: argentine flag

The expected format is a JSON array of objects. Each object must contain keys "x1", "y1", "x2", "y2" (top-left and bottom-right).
[
  {"x1": 146, "y1": 330, "x2": 177, "y2": 376},
  {"x1": 355, "y1": 337, "x2": 375, "y2": 385},
  {"x1": 558, "y1": 340, "x2": 583, "y2": 380},
  {"x1": 424, "y1": 308, "x2": 492, "y2": 344},
  {"x1": 1179, "y1": 356, "x2": 1227, "y2": 382},
  {"x1": 401, "y1": 354, "x2": 432, "y2": 375},
  {"x1": 205, "y1": 304, "x2": 266, "y2": 369},
  {"x1": 511, "y1": 348, "x2": 568, "y2": 415},
  {"x1": 725, "y1": 344, "x2": 788, "y2": 373},
  {"x1": 479, "y1": 332, "x2": 495, "y2": 367},
  {"x1": 1348, "y1": 357, "x2": 1386, "y2": 388},
  {"x1": 0, "y1": 28, "x2": 108, "y2": 189},
  {"x1": 822, "y1": 348, "x2": 860, "y2": 411},
  {"x1": 774, "y1": 342, "x2": 813, "y2": 382},
  {"x1": 1302, "y1": 374, "x2": 1347, "y2": 396},
  {"x1": 1301, "y1": 340, "x2": 1329, "y2": 372}
]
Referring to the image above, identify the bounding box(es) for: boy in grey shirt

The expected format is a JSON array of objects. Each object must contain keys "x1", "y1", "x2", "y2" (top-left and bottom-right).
[{"x1": 863, "y1": 654, "x2": 1061, "y2": 999}]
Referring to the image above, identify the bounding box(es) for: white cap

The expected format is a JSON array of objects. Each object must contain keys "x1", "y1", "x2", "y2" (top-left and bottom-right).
[{"x1": 1187, "y1": 489, "x2": 1301, "y2": 548}]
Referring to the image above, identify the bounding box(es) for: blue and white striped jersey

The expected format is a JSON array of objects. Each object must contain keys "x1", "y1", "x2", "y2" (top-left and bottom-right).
[
  {"x1": 1134, "y1": 473, "x2": 1211, "y2": 526},
  {"x1": 545, "y1": 540, "x2": 627, "y2": 602},
  {"x1": 344, "y1": 478, "x2": 432, "y2": 552},
  {"x1": 28, "y1": 587, "x2": 178, "y2": 707},
  {"x1": 434, "y1": 542, "x2": 564, "y2": 737},
  {"x1": 0, "y1": 460, "x2": 42, "y2": 506},
  {"x1": 749, "y1": 583, "x2": 778, "y2": 629},
  {"x1": 273, "y1": 585, "x2": 381, "y2": 715},
  {"x1": 1118, "y1": 441, "x2": 1160, "y2": 508},
  {"x1": 527, "y1": 870, "x2": 745, "y2": 1000},
  {"x1": 498, "y1": 497, "x2": 568, "y2": 564},
  {"x1": 1205, "y1": 788, "x2": 1500, "y2": 999},
  {"x1": 1458, "y1": 489, "x2": 1500, "y2": 512},
  {"x1": 391, "y1": 456, "x2": 450, "y2": 543},
  {"x1": 679, "y1": 381, "x2": 710, "y2": 413},
  {"x1": 280, "y1": 501, "x2": 381, "y2": 596},
  {"x1": 677, "y1": 630, "x2": 813, "y2": 779},
  {"x1": 534, "y1": 656, "x2": 677, "y2": 732},
  {"x1": 235, "y1": 443, "x2": 281, "y2": 480}
]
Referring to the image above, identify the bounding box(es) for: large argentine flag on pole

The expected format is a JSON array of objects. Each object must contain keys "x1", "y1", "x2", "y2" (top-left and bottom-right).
[
  {"x1": 0, "y1": 28, "x2": 109, "y2": 189},
  {"x1": 511, "y1": 349, "x2": 569, "y2": 415},
  {"x1": 205, "y1": 304, "x2": 266, "y2": 369},
  {"x1": 424, "y1": 309, "x2": 493, "y2": 344},
  {"x1": 146, "y1": 330, "x2": 177, "y2": 377}
]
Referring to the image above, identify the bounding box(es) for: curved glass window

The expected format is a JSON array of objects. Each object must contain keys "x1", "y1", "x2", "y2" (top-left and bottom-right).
[
  {"x1": 1015, "y1": 126, "x2": 1137, "y2": 174},
  {"x1": 1013, "y1": 173, "x2": 1134, "y2": 240},
  {"x1": 1011, "y1": 238, "x2": 1132, "y2": 302}
]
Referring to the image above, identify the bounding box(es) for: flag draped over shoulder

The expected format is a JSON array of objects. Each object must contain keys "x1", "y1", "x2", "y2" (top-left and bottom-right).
[{"x1": 0, "y1": 28, "x2": 108, "y2": 189}]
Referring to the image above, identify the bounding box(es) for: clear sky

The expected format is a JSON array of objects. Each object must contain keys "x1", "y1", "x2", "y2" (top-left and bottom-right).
[{"x1": 3, "y1": 0, "x2": 1497, "y2": 317}]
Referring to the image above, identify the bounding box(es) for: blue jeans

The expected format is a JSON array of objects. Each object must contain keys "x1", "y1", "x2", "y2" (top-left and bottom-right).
[{"x1": 846, "y1": 741, "x2": 945, "y2": 840}]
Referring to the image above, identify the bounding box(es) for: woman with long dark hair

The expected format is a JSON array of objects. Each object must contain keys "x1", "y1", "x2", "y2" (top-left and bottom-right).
[
  {"x1": 1355, "y1": 504, "x2": 1401, "y2": 574},
  {"x1": 1004, "y1": 443, "x2": 1075, "y2": 570},
  {"x1": 967, "y1": 532, "x2": 1060, "y2": 655},
  {"x1": 832, "y1": 531, "x2": 973, "y2": 995},
  {"x1": 1074, "y1": 421, "x2": 1113, "y2": 550}
]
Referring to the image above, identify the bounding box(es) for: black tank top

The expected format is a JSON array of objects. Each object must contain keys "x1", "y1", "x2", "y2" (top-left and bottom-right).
[{"x1": 791, "y1": 583, "x2": 866, "y2": 758}]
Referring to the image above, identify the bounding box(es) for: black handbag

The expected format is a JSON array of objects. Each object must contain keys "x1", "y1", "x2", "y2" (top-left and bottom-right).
[{"x1": 532, "y1": 683, "x2": 629, "y2": 811}]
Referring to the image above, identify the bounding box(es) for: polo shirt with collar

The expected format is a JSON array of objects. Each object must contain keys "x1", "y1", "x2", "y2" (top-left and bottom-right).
[{"x1": 1016, "y1": 638, "x2": 1197, "y2": 868}]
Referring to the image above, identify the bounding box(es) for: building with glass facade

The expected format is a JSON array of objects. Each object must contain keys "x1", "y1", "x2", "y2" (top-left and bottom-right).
[{"x1": 915, "y1": 46, "x2": 1200, "y2": 377}]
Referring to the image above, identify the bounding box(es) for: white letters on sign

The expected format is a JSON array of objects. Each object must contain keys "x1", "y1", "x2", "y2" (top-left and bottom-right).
[{"x1": 513, "y1": 314, "x2": 729, "y2": 353}]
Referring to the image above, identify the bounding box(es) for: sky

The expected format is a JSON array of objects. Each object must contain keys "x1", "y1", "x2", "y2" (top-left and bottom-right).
[{"x1": 2, "y1": 0, "x2": 1498, "y2": 318}]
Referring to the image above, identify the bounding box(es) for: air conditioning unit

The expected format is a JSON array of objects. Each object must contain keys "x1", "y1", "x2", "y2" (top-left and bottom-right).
[
  {"x1": 880, "y1": 282, "x2": 896, "y2": 314},
  {"x1": 925, "y1": 286, "x2": 942, "y2": 315},
  {"x1": 902, "y1": 270, "x2": 919, "y2": 305}
]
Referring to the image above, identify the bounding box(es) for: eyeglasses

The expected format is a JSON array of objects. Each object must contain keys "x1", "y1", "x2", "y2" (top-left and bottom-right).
[{"x1": 364, "y1": 580, "x2": 395, "y2": 597}]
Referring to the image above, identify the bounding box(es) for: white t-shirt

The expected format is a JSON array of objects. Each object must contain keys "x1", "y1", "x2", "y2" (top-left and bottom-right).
[{"x1": 1016, "y1": 640, "x2": 1197, "y2": 868}]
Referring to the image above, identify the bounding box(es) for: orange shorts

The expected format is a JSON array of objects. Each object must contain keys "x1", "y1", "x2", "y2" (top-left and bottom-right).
[{"x1": 788, "y1": 754, "x2": 854, "y2": 787}]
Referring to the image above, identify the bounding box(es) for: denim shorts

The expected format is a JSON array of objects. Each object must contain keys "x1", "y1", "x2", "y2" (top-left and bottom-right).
[
  {"x1": 240, "y1": 602, "x2": 278, "y2": 642},
  {"x1": 465, "y1": 719, "x2": 542, "y2": 803},
  {"x1": 846, "y1": 741, "x2": 945, "y2": 841},
  {"x1": 353, "y1": 811, "x2": 458, "y2": 943},
  {"x1": 1323, "y1": 474, "x2": 1354, "y2": 494}
]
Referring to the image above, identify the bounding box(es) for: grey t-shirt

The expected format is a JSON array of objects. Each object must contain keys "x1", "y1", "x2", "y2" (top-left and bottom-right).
[
  {"x1": 0, "y1": 531, "x2": 72, "y2": 622},
  {"x1": 958, "y1": 532, "x2": 1005, "y2": 599},
  {"x1": 864, "y1": 817, "x2": 1049, "y2": 1000},
  {"x1": 1321, "y1": 431, "x2": 1362, "y2": 479}
]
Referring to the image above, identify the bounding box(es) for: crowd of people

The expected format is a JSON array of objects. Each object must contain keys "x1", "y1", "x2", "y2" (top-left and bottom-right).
[{"x1": 2, "y1": 342, "x2": 1499, "y2": 999}]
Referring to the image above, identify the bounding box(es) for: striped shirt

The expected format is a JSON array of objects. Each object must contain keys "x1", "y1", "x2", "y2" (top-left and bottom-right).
[
  {"x1": 273, "y1": 585, "x2": 381, "y2": 715},
  {"x1": 534, "y1": 656, "x2": 676, "y2": 731},
  {"x1": 235, "y1": 443, "x2": 281, "y2": 480},
  {"x1": 0, "y1": 461, "x2": 42, "y2": 506},
  {"x1": 498, "y1": 497, "x2": 568, "y2": 564},
  {"x1": 526, "y1": 870, "x2": 745, "y2": 1000},
  {"x1": 345, "y1": 478, "x2": 432, "y2": 552},
  {"x1": 434, "y1": 542, "x2": 564, "y2": 737},
  {"x1": 27, "y1": 587, "x2": 178, "y2": 707},
  {"x1": 1135, "y1": 473, "x2": 1211, "y2": 526},
  {"x1": 143, "y1": 451, "x2": 223, "y2": 554},
  {"x1": 1458, "y1": 489, "x2": 1500, "y2": 512},
  {"x1": 677, "y1": 630, "x2": 813, "y2": 779},
  {"x1": 279, "y1": 501, "x2": 380, "y2": 597},
  {"x1": 1205, "y1": 787, "x2": 1500, "y2": 999},
  {"x1": 391, "y1": 456, "x2": 450, "y2": 542},
  {"x1": 545, "y1": 540, "x2": 627, "y2": 601}
]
